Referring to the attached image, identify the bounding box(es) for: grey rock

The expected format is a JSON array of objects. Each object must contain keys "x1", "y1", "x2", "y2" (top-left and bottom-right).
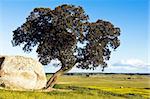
[{"x1": 0, "y1": 55, "x2": 47, "y2": 90}]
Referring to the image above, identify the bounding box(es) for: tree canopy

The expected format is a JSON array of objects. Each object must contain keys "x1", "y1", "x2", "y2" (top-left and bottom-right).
[{"x1": 12, "y1": 4, "x2": 120, "y2": 88}]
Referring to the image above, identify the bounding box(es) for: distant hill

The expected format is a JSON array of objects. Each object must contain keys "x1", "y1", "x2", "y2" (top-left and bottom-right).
[{"x1": 46, "y1": 72, "x2": 150, "y2": 75}]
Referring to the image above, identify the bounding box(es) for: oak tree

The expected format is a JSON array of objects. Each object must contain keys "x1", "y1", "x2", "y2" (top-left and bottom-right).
[{"x1": 12, "y1": 4, "x2": 120, "y2": 89}]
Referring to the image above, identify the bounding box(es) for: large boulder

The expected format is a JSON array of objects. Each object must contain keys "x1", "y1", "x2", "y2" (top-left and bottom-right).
[{"x1": 0, "y1": 55, "x2": 47, "y2": 90}]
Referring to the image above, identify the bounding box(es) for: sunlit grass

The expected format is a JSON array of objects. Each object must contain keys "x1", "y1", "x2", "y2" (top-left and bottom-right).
[
  {"x1": 0, "y1": 74, "x2": 149, "y2": 99},
  {"x1": 56, "y1": 74, "x2": 150, "y2": 98}
]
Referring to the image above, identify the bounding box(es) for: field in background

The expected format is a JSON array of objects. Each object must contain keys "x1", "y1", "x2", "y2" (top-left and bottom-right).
[{"x1": 0, "y1": 74, "x2": 150, "y2": 99}]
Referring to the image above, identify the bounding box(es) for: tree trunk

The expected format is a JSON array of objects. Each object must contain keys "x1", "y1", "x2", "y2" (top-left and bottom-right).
[
  {"x1": 45, "y1": 66, "x2": 73, "y2": 89},
  {"x1": 45, "y1": 68, "x2": 64, "y2": 89}
]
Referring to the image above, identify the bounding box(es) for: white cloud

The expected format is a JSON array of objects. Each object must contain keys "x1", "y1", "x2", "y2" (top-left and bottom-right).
[
  {"x1": 105, "y1": 59, "x2": 150, "y2": 73},
  {"x1": 113, "y1": 58, "x2": 149, "y2": 68}
]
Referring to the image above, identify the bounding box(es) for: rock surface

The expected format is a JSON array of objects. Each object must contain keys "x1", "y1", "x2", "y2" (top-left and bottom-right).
[{"x1": 0, "y1": 55, "x2": 47, "y2": 90}]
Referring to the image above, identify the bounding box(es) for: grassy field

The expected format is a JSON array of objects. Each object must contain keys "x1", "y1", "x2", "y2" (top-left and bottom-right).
[{"x1": 0, "y1": 74, "x2": 150, "y2": 99}]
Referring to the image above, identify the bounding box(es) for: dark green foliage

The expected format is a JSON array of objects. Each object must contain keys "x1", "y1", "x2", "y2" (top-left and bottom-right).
[
  {"x1": 77, "y1": 20, "x2": 120, "y2": 70},
  {"x1": 12, "y1": 4, "x2": 120, "y2": 71}
]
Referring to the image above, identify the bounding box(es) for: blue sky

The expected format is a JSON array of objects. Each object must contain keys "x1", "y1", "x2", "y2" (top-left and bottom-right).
[{"x1": 0, "y1": 0, "x2": 149, "y2": 73}]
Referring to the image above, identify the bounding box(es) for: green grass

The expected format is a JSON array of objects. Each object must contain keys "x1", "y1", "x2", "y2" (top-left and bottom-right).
[{"x1": 0, "y1": 74, "x2": 150, "y2": 99}]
